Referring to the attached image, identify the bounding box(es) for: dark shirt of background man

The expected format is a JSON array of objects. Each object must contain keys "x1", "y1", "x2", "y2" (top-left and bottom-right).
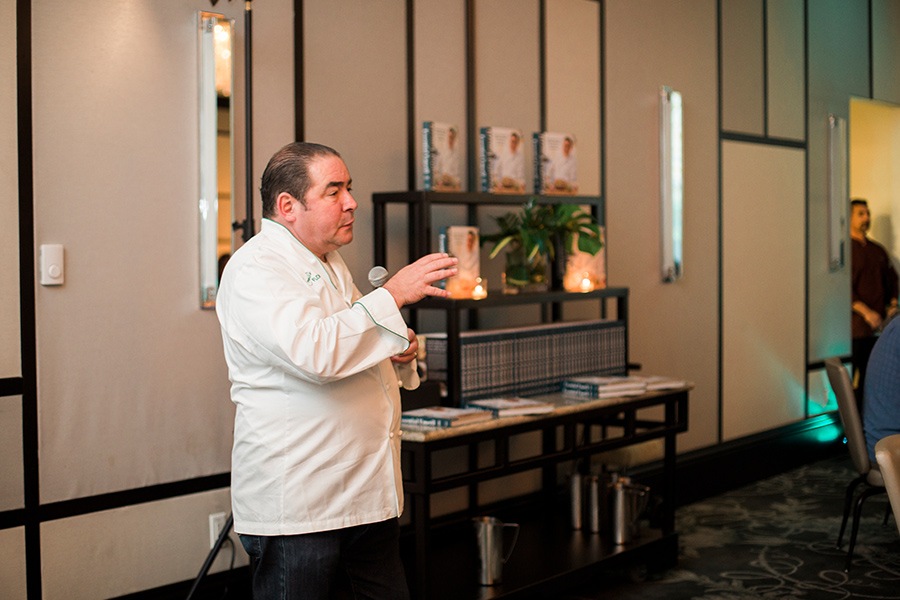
[{"x1": 852, "y1": 237, "x2": 899, "y2": 339}]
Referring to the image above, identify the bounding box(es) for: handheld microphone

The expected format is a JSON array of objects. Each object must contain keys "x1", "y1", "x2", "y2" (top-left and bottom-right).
[{"x1": 368, "y1": 266, "x2": 389, "y2": 288}]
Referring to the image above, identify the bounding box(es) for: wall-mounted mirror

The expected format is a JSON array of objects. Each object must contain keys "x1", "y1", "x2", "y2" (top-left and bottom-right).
[
  {"x1": 199, "y1": 11, "x2": 234, "y2": 309},
  {"x1": 827, "y1": 114, "x2": 847, "y2": 272},
  {"x1": 660, "y1": 86, "x2": 684, "y2": 283}
]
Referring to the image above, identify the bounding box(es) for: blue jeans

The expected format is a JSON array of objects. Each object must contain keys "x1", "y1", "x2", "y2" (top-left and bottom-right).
[{"x1": 239, "y1": 518, "x2": 410, "y2": 600}]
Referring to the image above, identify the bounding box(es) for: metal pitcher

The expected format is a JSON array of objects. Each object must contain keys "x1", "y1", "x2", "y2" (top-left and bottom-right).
[
  {"x1": 473, "y1": 516, "x2": 520, "y2": 585},
  {"x1": 611, "y1": 480, "x2": 650, "y2": 545}
]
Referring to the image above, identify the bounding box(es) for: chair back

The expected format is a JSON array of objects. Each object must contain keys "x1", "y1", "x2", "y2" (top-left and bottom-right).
[
  {"x1": 824, "y1": 357, "x2": 871, "y2": 476},
  {"x1": 874, "y1": 433, "x2": 900, "y2": 537}
]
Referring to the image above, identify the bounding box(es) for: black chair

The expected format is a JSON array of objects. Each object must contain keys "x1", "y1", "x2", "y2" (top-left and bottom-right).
[{"x1": 824, "y1": 357, "x2": 886, "y2": 572}]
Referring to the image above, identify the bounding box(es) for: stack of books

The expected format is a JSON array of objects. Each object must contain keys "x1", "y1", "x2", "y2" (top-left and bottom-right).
[
  {"x1": 638, "y1": 376, "x2": 687, "y2": 391},
  {"x1": 561, "y1": 375, "x2": 685, "y2": 399},
  {"x1": 400, "y1": 406, "x2": 493, "y2": 429},
  {"x1": 463, "y1": 397, "x2": 555, "y2": 417},
  {"x1": 561, "y1": 376, "x2": 648, "y2": 399}
]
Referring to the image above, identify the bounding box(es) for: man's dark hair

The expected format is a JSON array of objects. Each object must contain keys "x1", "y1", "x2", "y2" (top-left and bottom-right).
[
  {"x1": 260, "y1": 142, "x2": 341, "y2": 217},
  {"x1": 851, "y1": 198, "x2": 869, "y2": 209}
]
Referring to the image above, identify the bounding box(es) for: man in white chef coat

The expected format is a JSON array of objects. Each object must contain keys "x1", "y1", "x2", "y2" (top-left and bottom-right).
[{"x1": 216, "y1": 142, "x2": 458, "y2": 599}]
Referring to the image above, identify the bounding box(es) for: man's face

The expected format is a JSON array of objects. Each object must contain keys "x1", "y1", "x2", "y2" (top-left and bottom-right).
[
  {"x1": 292, "y1": 155, "x2": 356, "y2": 258},
  {"x1": 562, "y1": 138, "x2": 572, "y2": 156},
  {"x1": 509, "y1": 135, "x2": 519, "y2": 152},
  {"x1": 851, "y1": 204, "x2": 870, "y2": 236},
  {"x1": 448, "y1": 129, "x2": 457, "y2": 149}
]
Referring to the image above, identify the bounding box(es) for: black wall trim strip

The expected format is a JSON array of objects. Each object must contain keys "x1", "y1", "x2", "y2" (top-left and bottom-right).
[
  {"x1": 465, "y1": 0, "x2": 477, "y2": 193},
  {"x1": 0, "y1": 508, "x2": 26, "y2": 531},
  {"x1": 762, "y1": 0, "x2": 769, "y2": 137},
  {"x1": 38, "y1": 473, "x2": 231, "y2": 523},
  {"x1": 598, "y1": 0, "x2": 605, "y2": 226},
  {"x1": 716, "y1": 0, "x2": 724, "y2": 444},
  {"x1": 0, "y1": 377, "x2": 23, "y2": 397},
  {"x1": 538, "y1": 0, "x2": 546, "y2": 133},
  {"x1": 868, "y1": 0, "x2": 874, "y2": 100},
  {"x1": 802, "y1": 0, "x2": 810, "y2": 419},
  {"x1": 808, "y1": 356, "x2": 851, "y2": 372},
  {"x1": 721, "y1": 130, "x2": 806, "y2": 148},
  {"x1": 406, "y1": 0, "x2": 416, "y2": 192},
  {"x1": 17, "y1": 0, "x2": 40, "y2": 597},
  {"x1": 294, "y1": 0, "x2": 304, "y2": 141}
]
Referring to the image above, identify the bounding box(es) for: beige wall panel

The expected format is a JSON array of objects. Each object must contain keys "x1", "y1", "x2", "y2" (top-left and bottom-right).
[
  {"x1": 872, "y1": 0, "x2": 900, "y2": 104},
  {"x1": 807, "y1": 0, "x2": 870, "y2": 362},
  {"x1": 251, "y1": 0, "x2": 298, "y2": 236},
  {"x1": 304, "y1": 0, "x2": 407, "y2": 283},
  {"x1": 722, "y1": 142, "x2": 806, "y2": 440},
  {"x1": 0, "y1": 396, "x2": 23, "y2": 511},
  {"x1": 605, "y1": 0, "x2": 719, "y2": 453},
  {"x1": 0, "y1": 527, "x2": 26, "y2": 600},
  {"x1": 414, "y1": 0, "x2": 468, "y2": 191},
  {"x1": 475, "y1": 0, "x2": 541, "y2": 189},
  {"x1": 32, "y1": 0, "x2": 293, "y2": 502},
  {"x1": 41, "y1": 489, "x2": 243, "y2": 600},
  {"x1": 545, "y1": 0, "x2": 601, "y2": 196},
  {"x1": 0, "y1": 0, "x2": 20, "y2": 380},
  {"x1": 850, "y1": 99, "x2": 900, "y2": 273},
  {"x1": 721, "y1": 0, "x2": 765, "y2": 135},
  {"x1": 767, "y1": 0, "x2": 805, "y2": 140}
]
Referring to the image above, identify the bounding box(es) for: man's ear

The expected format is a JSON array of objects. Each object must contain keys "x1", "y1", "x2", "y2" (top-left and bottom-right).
[{"x1": 276, "y1": 192, "x2": 298, "y2": 221}]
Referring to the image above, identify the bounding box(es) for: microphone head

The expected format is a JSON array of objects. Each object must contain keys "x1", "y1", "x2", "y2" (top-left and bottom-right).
[{"x1": 368, "y1": 266, "x2": 389, "y2": 288}]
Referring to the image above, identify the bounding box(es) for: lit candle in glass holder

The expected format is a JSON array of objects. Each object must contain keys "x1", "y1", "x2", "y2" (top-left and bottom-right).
[
  {"x1": 472, "y1": 277, "x2": 487, "y2": 299},
  {"x1": 579, "y1": 272, "x2": 593, "y2": 293}
]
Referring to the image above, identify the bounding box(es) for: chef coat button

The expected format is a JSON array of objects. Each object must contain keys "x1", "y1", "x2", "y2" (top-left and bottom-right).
[{"x1": 389, "y1": 432, "x2": 395, "y2": 439}]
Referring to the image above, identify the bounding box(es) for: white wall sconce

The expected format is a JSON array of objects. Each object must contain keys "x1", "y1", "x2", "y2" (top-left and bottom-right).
[
  {"x1": 198, "y1": 12, "x2": 235, "y2": 309},
  {"x1": 660, "y1": 86, "x2": 684, "y2": 283},
  {"x1": 827, "y1": 114, "x2": 847, "y2": 272}
]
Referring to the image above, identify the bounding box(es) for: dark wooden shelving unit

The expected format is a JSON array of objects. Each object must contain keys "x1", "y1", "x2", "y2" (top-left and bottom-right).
[
  {"x1": 372, "y1": 191, "x2": 604, "y2": 267},
  {"x1": 372, "y1": 190, "x2": 687, "y2": 599},
  {"x1": 399, "y1": 388, "x2": 690, "y2": 599}
]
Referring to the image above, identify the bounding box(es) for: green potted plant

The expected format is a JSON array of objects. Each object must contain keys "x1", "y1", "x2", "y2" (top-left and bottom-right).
[{"x1": 482, "y1": 198, "x2": 604, "y2": 293}]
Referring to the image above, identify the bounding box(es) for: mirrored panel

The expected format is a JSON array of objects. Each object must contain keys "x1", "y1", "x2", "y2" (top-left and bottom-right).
[
  {"x1": 827, "y1": 114, "x2": 847, "y2": 272},
  {"x1": 660, "y1": 86, "x2": 684, "y2": 283},
  {"x1": 199, "y1": 11, "x2": 234, "y2": 308}
]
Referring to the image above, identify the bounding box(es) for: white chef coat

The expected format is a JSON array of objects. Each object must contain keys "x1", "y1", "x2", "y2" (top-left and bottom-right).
[{"x1": 216, "y1": 219, "x2": 419, "y2": 536}]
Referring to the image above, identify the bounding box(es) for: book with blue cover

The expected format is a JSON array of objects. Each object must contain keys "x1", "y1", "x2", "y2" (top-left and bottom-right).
[
  {"x1": 464, "y1": 397, "x2": 555, "y2": 417},
  {"x1": 401, "y1": 406, "x2": 493, "y2": 428},
  {"x1": 423, "y1": 121, "x2": 462, "y2": 192},
  {"x1": 561, "y1": 376, "x2": 648, "y2": 399},
  {"x1": 480, "y1": 126, "x2": 526, "y2": 194},
  {"x1": 533, "y1": 131, "x2": 578, "y2": 195}
]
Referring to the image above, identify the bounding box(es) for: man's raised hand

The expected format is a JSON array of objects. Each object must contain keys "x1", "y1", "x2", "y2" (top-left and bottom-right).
[{"x1": 382, "y1": 253, "x2": 458, "y2": 308}]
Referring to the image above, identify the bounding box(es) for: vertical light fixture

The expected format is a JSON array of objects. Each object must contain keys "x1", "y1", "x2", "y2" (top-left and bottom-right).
[
  {"x1": 198, "y1": 12, "x2": 234, "y2": 308},
  {"x1": 660, "y1": 86, "x2": 684, "y2": 282},
  {"x1": 827, "y1": 114, "x2": 847, "y2": 271}
]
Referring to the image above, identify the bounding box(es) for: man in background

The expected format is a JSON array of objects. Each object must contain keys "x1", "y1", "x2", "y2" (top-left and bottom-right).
[
  {"x1": 850, "y1": 198, "x2": 898, "y2": 406},
  {"x1": 217, "y1": 142, "x2": 457, "y2": 599}
]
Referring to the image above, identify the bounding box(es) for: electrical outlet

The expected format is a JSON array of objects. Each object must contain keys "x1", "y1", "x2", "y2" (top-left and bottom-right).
[{"x1": 209, "y1": 512, "x2": 227, "y2": 549}]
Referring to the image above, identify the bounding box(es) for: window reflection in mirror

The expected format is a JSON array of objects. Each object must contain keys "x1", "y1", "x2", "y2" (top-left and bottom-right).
[{"x1": 199, "y1": 12, "x2": 234, "y2": 309}]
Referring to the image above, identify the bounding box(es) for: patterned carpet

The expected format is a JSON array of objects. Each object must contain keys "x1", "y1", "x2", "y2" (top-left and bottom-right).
[{"x1": 557, "y1": 454, "x2": 900, "y2": 599}]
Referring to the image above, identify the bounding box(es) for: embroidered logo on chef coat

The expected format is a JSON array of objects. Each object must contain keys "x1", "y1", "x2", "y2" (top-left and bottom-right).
[{"x1": 304, "y1": 271, "x2": 322, "y2": 286}]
